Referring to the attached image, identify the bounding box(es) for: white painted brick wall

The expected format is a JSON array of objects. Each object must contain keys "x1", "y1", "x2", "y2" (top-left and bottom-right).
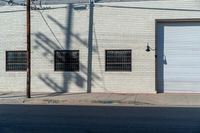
[
  {"x1": 0, "y1": 6, "x2": 26, "y2": 92},
  {"x1": 31, "y1": 5, "x2": 89, "y2": 93},
  {"x1": 92, "y1": 0, "x2": 200, "y2": 93},
  {"x1": 1, "y1": 0, "x2": 200, "y2": 93}
]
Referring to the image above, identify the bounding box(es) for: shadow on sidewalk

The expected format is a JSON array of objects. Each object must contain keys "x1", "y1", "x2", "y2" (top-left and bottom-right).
[{"x1": 0, "y1": 92, "x2": 88, "y2": 99}]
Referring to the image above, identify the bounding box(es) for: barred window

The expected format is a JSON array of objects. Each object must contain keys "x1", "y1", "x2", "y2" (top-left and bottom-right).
[
  {"x1": 105, "y1": 50, "x2": 132, "y2": 71},
  {"x1": 6, "y1": 51, "x2": 27, "y2": 71},
  {"x1": 55, "y1": 50, "x2": 79, "y2": 71}
]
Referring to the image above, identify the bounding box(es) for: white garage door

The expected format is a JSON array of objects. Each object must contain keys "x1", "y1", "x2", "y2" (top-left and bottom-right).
[{"x1": 157, "y1": 22, "x2": 200, "y2": 93}]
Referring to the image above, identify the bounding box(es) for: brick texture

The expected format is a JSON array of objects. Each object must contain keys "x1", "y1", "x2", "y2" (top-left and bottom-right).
[{"x1": 0, "y1": 0, "x2": 200, "y2": 93}]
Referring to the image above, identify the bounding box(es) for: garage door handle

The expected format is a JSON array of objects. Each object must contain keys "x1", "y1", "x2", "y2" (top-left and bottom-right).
[{"x1": 164, "y1": 55, "x2": 167, "y2": 65}]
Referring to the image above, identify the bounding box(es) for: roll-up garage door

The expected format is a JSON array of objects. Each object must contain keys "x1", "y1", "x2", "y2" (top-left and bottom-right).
[{"x1": 157, "y1": 22, "x2": 200, "y2": 93}]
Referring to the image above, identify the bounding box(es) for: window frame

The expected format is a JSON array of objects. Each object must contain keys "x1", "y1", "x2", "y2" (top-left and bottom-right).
[
  {"x1": 54, "y1": 50, "x2": 80, "y2": 72},
  {"x1": 6, "y1": 50, "x2": 27, "y2": 72},
  {"x1": 105, "y1": 49, "x2": 132, "y2": 72}
]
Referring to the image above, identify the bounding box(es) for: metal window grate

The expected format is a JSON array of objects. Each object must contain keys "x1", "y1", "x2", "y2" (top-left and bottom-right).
[
  {"x1": 55, "y1": 50, "x2": 79, "y2": 71},
  {"x1": 106, "y1": 50, "x2": 132, "y2": 71},
  {"x1": 6, "y1": 51, "x2": 27, "y2": 71}
]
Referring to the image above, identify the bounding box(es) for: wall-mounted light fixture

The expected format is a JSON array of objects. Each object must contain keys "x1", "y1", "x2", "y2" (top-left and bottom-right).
[
  {"x1": 146, "y1": 43, "x2": 156, "y2": 52},
  {"x1": 8, "y1": 0, "x2": 13, "y2": 5}
]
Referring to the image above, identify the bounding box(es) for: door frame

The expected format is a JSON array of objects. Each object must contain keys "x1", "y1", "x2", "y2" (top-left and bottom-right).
[{"x1": 155, "y1": 18, "x2": 200, "y2": 93}]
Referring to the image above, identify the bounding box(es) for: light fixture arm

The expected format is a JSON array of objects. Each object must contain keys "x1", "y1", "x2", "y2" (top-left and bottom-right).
[{"x1": 146, "y1": 43, "x2": 156, "y2": 52}]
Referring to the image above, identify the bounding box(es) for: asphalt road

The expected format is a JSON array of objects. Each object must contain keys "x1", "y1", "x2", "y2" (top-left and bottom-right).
[{"x1": 0, "y1": 105, "x2": 200, "y2": 133}]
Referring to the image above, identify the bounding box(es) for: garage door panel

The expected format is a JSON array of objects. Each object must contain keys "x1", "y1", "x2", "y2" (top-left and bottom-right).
[
  {"x1": 165, "y1": 82, "x2": 200, "y2": 92},
  {"x1": 157, "y1": 22, "x2": 200, "y2": 93},
  {"x1": 165, "y1": 75, "x2": 200, "y2": 81}
]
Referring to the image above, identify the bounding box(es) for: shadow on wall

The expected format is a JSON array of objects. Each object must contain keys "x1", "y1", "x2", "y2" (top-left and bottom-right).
[{"x1": 33, "y1": 4, "x2": 104, "y2": 93}]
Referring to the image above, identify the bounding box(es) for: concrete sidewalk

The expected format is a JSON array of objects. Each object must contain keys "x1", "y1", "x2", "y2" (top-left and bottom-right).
[{"x1": 1, "y1": 92, "x2": 200, "y2": 106}]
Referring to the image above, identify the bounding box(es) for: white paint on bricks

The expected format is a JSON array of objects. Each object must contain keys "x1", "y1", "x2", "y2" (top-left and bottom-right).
[{"x1": 1, "y1": 0, "x2": 200, "y2": 93}]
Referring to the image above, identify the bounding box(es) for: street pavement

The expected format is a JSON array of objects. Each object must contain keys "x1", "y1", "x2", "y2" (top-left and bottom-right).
[{"x1": 1, "y1": 105, "x2": 200, "y2": 133}]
